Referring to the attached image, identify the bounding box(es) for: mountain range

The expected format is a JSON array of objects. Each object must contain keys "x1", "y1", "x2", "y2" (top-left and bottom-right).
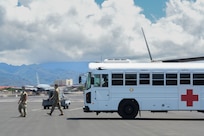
[{"x1": 0, "y1": 62, "x2": 89, "y2": 87}]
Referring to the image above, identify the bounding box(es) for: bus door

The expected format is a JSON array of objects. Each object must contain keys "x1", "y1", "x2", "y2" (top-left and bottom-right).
[
  {"x1": 95, "y1": 89, "x2": 109, "y2": 100},
  {"x1": 179, "y1": 86, "x2": 200, "y2": 110},
  {"x1": 93, "y1": 74, "x2": 110, "y2": 110}
]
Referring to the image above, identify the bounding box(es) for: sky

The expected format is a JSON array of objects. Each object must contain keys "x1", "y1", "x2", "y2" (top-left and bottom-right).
[{"x1": 0, "y1": 0, "x2": 204, "y2": 65}]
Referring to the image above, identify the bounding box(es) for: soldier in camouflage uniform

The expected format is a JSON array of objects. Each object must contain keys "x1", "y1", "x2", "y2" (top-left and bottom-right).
[
  {"x1": 47, "y1": 84, "x2": 64, "y2": 116},
  {"x1": 18, "y1": 86, "x2": 28, "y2": 117}
]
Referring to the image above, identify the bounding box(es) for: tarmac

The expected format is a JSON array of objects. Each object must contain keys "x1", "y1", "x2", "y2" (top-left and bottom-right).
[{"x1": 1, "y1": 93, "x2": 204, "y2": 136}]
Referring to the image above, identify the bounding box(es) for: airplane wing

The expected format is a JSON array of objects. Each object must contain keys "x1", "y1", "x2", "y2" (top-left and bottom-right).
[{"x1": 161, "y1": 56, "x2": 204, "y2": 62}]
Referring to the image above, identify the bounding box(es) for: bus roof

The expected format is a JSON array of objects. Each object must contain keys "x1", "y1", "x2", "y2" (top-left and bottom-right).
[{"x1": 89, "y1": 62, "x2": 204, "y2": 70}]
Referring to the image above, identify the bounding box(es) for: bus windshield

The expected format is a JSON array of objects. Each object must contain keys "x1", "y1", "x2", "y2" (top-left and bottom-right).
[{"x1": 85, "y1": 72, "x2": 92, "y2": 90}]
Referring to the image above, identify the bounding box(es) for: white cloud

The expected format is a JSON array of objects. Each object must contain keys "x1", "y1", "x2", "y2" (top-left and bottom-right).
[
  {"x1": 0, "y1": 0, "x2": 204, "y2": 65},
  {"x1": 153, "y1": 0, "x2": 204, "y2": 59}
]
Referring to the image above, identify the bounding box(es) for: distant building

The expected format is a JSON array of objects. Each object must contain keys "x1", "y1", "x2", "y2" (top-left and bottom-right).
[{"x1": 54, "y1": 79, "x2": 73, "y2": 86}]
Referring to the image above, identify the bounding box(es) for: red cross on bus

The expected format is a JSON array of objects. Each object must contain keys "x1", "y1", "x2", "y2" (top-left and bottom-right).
[{"x1": 181, "y1": 89, "x2": 199, "y2": 107}]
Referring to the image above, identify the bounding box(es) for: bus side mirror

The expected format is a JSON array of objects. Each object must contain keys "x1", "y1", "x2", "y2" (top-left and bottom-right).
[
  {"x1": 79, "y1": 76, "x2": 82, "y2": 84},
  {"x1": 91, "y1": 77, "x2": 94, "y2": 85}
]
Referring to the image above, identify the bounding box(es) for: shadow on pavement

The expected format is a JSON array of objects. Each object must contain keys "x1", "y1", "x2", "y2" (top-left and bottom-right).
[{"x1": 67, "y1": 117, "x2": 204, "y2": 121}]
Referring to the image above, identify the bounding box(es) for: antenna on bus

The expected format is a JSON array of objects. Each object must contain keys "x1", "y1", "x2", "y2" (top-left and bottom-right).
[
  {"x1": 141, "y1": 27, "x2": 153, "y2": 62},
  {"x1": 141, "y1": 27, "x2": 204, "y2": 63}
]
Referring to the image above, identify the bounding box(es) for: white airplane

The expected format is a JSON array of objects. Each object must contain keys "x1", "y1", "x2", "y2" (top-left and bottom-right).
[
  {"x1": 36, "y1": 84, "x2": 54, "y2": 91},
  {"x1": 35, "y1": 73, "x2": 54, "y2": 91},
  {"x1": 24, "y1": 85, "x2": 37, "y2": 91}
]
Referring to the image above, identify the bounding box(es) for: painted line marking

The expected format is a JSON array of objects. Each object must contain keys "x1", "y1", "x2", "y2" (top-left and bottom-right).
[{"x1": 68, "y1": 107, "x2": 82, "y2": 111}]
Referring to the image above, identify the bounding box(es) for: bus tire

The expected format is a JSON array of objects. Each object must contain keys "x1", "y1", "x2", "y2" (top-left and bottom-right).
[{"x1": 118, "y1": 99, "x2": 139, "y2": 119}]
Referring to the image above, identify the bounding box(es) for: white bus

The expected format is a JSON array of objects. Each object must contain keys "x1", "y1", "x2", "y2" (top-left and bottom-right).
[{"x1": 82, "y1": 60, "x2": 204, "y2": 119}]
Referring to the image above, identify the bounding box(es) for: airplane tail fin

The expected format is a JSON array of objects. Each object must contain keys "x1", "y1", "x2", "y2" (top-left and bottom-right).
[{"x1": 36, "y1": 72, "x2": 40, "y2": 85}]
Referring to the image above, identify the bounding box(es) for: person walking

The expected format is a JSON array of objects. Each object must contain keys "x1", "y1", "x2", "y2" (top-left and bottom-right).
[
  {"x1": 18, "y1": 86, "x2": 28, "y2": 117},
  {"x1": 47, "y1": 84, "x2": 64, "y2": 116}
]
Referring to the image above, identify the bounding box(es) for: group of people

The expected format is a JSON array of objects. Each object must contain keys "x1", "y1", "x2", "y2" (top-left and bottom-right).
[{"x1": 18, "y1": 84, "x2": 64, "y2": 117}]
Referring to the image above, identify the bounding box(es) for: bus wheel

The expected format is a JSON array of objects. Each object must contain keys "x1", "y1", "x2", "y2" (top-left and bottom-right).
[{"x1": 118, "y1": 99, "x2": 139, "y2": 119}]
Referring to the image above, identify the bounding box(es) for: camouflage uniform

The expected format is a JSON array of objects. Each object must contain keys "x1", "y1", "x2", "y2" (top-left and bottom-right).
[
  {"x1": 18, "y1": 90, "x2": 28, "y2": 117},
  {"x1": 48, "y1": 85, "x2": 64, "y2": 116}
]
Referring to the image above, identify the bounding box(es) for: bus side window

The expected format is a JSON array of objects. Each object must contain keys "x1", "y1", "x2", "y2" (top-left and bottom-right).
[
  {"x1": 180, "y1": 73, "x2": 190, "y2": 85},
  {"x1": 166, "y1": 73, "x2": 177, "y2": 85},
  {"x1": 193, "y1": 73, "x2": 204, "y2": 85},
  {"x1": 102, "y1": 74, "x2": 108, "y2": 87},
  {"x1": 139, "y1": 73, "x2": 150, "y2": 85},
  {"x1": 94, "y1": 74, "x2": 100, "y2": 87},
  {"x1": 112, "y1": 73, "x2": 123, "y2": 86},
  {"x1": 125, "y1": 73, "x2": 137, "y2": 85},
  {"x1": 152, "y1": 73, "x2": 164, "y2": 86}
]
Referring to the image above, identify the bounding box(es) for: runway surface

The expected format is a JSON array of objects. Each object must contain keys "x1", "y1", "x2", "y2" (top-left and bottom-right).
[{"x1": 1, "y1": 92, "x2": 204, "y2": 136}]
